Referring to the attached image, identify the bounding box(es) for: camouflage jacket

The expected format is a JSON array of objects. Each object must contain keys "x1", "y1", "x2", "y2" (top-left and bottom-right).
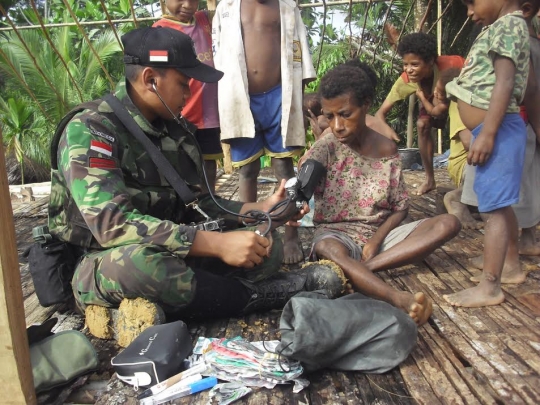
[
  {"x1": 446, "y1": 11, "x2": 529, "y2": 113},
  {"x1": 48, "y1": 79, "x2": 243, "y2": 257}
]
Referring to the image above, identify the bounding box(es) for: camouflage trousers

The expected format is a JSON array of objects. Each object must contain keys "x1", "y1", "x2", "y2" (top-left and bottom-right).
[{"x1": 72, "y1": 230, "x2": 283, "y2": 311}]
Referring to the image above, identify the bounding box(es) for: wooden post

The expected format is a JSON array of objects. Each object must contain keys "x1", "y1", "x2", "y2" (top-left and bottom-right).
[
  {"x1": 436, "y1": 0, "x2": 443, "y2": 154},
  {"x1": 407, "y1": 93, "x2": 415, "y2": 148},
  {"x1": 207, "y1": 0, "x2": 234, "y2": 174},
  {"x1": 0, "y1": 127, "x2": 37, "y2": 404}
]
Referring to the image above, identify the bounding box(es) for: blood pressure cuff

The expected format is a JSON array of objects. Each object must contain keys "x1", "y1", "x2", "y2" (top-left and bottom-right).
[{"x1": 30, "y1": 330, "x2": 99, "y2": 393}]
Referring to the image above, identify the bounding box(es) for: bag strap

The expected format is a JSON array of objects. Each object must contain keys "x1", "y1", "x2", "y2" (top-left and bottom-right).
[{"x1": 103, "y1": 94, "x2": 198, "y2": 206}]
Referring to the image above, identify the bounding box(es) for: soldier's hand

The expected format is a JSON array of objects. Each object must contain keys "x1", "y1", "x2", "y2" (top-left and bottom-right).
[{"x1": 217, "y1": 231, "x2": 270, "y2": 268}]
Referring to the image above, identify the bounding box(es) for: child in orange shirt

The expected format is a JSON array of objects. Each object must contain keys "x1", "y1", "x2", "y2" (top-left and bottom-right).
[{"x1": 154, "y1": 0, "x2": 222, "y2": 192}]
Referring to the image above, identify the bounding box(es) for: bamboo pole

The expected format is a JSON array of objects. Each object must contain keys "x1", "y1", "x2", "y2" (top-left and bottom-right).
[
  {"x1": 29, "y1": 0, "x2": 85, "y2": 103},
  {"x1": 371, "y1": 0, "x2": 395, "y2": 63},
  {"x1": 128, "y1": 0, "x2": 140, "y2": 28},
  {"x1": 357, "y1": 0, "x2": 373, "y2": 52},
  {"x1": 61, "y1": 0, "x2": 116, "y2": 90},
  {"x1": 436, "y1": 0, "x2": 442, "y2": 154},
  {"x1": 0, "y1": 127, "x2": 37, "y2": 405},
  {"x1": 99, "y1": 0, "x2": 123, "y2": 50},
  {"x1": 407, "y1": 93, "x2": 415, "y2": 148},
  {"x1": 0, "y1": 0, "x2": 389, "y2": 32},
  {"x1": 0, "y1": 16, "x2": 161, "y2": 31},
  {"x1": 316, "y1": 0, "x2": 328, "y2": 72}
]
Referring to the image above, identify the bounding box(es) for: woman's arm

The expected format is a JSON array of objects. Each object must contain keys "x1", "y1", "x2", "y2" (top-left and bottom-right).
[
  {"x1": 374, "y1": 99, "x2": 400, "y2": 142},
  {"x1": 361, "y1": 209, "x2": 408, "y2": 261}
]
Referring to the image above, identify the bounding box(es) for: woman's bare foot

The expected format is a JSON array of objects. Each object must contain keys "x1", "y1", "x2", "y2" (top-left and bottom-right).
[
  {"x1": 519, "y1": 227, "x2": 540, "y2": 256},
  {"x1": 443, "y1": 189, "x2": 481, "y2": 230},
  {"x1": 416, "y1": 179, "x2": 436, "y2": 196},
  {"x1": 443, "y1": 283, "x2": 504, "y2": 307},
  {"x1": 470, "y1": 264, "x2": 527, "y2": 284},
  {"x1": 396, "y1": 291, "x2": 432, "y2": 326},
  {"x1": 282, "y1": 226, "x2": 304, "y2": 265}
]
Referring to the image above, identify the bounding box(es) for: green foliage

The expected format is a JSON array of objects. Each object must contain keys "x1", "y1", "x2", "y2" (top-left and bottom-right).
[
  {"x1": 0, "y1": 0, "x2": 141, "y2": 178},
  {"x1": 0, "y1": 95, "x2": 50, "y2": 182},
  {"x1": 300, "y1": 0, "x2": 471, "y2": 150}
]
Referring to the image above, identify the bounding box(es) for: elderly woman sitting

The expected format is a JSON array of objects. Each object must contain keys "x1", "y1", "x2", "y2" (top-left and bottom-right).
[{"x1": 303, "y1": 62, "x2": 461, "y2": 326}]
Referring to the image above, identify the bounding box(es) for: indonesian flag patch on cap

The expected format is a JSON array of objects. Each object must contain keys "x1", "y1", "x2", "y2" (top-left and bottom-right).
[
  {"x1": 149, "y1": 50, "x2": 168, "y2": 63},
  {"x1": 90, "y1": 140, "x2": 113, "y2": 156}
]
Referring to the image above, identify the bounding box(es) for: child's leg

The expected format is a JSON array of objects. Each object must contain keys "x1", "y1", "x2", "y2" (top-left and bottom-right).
[
  {"x1": 519, "y1": 225, "x2": 540, "y2": 255},
  {"x1": 443, "y1": 188, "x2": 480, "y2": 229},
  {"x1": 260, "y1": 84, "x2": 304, "y2": 264},
  {"x1": 238, "y1": 160, "x2": 260, "y2": 202},
  {"x1": 470, "y1": 209, "x2": 526, "y2": 284},
  {"x1": 416, "y1": 117, "x2": 436, "y2": 195},
  {"x1": 443, "y1": 207, "x2": 515, "y2": 307},
  {"x1": 272, "y1": 156, "x2": 304, "y2": 264}
]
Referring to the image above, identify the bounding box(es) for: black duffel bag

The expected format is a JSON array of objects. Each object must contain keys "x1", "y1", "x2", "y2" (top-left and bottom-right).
[{"x1": 23, "y1": 226, "x2": 82, "y2": 307}]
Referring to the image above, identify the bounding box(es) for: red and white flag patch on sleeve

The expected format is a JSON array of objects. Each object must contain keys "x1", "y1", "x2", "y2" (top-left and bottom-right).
[
  {"x1": 149, "y1": 50, "x2": 168, "y2": 62},
  {"x1": 90, "y1": 140, "x2": 113, "y2": 156},
  {"x1": 89, "y1": 157, "x2": 117, "y2": 169}
]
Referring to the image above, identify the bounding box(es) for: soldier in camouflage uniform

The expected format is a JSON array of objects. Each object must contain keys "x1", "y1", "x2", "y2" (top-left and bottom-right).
[
  {"x1": 49, "y1": 27, "x2": 345, "y2": 340},
  {"x1": 444, "y1": 1, "x2": 531, "y2": 308}
]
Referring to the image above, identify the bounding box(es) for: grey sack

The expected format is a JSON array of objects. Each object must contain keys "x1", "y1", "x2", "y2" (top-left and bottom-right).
[{"x1": 277, "y1": 291, "x2": 417, "y2": 373}]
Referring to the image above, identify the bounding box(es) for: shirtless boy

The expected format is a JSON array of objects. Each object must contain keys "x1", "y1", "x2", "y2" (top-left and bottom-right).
[
  {"x1": 444, "y1": 0, "x2": 531, "y2": 307},
  {"x1": 213, "y1": 0, "x2": 316, "y2": 264}
]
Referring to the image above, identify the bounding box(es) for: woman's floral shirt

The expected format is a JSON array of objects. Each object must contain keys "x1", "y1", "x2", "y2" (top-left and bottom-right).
[{"x1": 304, "y1": 133, "x2": 409, "y2": 246}]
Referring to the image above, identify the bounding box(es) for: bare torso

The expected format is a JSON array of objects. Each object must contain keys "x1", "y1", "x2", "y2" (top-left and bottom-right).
[
  {"x1": 240, "y1": 0, "x2": 281, "y2": 93},
  {"x1": 457, "y1": 100, "x2": 487, "y2": 130}
]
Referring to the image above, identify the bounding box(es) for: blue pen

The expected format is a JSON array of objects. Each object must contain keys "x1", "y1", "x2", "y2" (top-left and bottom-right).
[{"x1": 146, "y1": 377, "x2": 218, "y2": 405}]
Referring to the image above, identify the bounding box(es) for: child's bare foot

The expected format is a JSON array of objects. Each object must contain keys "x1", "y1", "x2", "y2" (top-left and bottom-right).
[
  {"x1": 470, "y1": 255, "x2": 484, "y2": 270},
  {"x1": 396, "y1": 291, "x2": 432, "y2": 326},
  {"x1": 519, "y1": 227, "x2": 540, "y2": 256},
  {"x1": 470, "y1": 263, "x2": 526, "y2": 284},
  {"x1": 519, "y1": 244, "x2": 540, "y2": 256},
  {"x1": 443, "y1": 189, "x2": 481, "y2": 230},
  {"x1": 443, "y1": 284, "x2": 504, "y2": 307},
  {"x1": 416, "y1": 179, "x2": 436, "y2": 196},
  {"x1": 282, "y1": 226, "x2": 304, "y2": 265}
]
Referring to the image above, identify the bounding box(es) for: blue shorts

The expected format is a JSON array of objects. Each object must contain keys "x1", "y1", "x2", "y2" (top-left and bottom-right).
[
  {"x1": 229, "y1": 84, "x2": 302, "y2": 167},
  {"x1": 195, "y1": 128, "x2": 223, "y2": 161},
  {"x1": 472, "y1": 113, "x2": 526, "y2": 212}
]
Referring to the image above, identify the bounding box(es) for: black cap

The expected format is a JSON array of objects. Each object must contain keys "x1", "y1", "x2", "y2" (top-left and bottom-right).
[{"x1": 122, "y1": 26, "x2": 223, "y2": 83}]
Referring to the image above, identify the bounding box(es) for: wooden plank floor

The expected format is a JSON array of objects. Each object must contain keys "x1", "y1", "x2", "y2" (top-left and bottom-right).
[{"x1": 14, "y1": 168, "x2": 540, "y2": 404}]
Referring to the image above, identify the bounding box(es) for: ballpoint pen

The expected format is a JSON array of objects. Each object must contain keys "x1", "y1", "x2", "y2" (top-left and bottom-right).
[
  {"x1": 137, "y1": 362, "x2": 207, "y2": 400},
  {"x1": 141, "y1": 376, "x2": 218, "y2": 405}
]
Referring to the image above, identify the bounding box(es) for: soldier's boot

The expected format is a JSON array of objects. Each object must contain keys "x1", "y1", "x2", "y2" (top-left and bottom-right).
[
  {"x1": 240, "y1": 260, "x2": 347, "y2": 314},
  {"x1": 85, "y1": 297, "x2": 166, "y2": 347}
]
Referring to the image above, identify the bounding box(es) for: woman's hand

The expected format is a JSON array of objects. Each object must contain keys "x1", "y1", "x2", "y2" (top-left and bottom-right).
[{"x1": 361, "y1": 239, "x2": 381, "y2": 261}]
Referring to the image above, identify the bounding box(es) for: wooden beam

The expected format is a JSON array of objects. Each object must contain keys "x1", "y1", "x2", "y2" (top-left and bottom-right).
[
  {"x1": 0, "y1": 127, "x2": 36, "y2": 404},
  {"x1": 407, "y1": 93, "x2": 415, "y2": 148},
  {"x1": 436, "y1": 0, "x2": 443, "y2": 154}
]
